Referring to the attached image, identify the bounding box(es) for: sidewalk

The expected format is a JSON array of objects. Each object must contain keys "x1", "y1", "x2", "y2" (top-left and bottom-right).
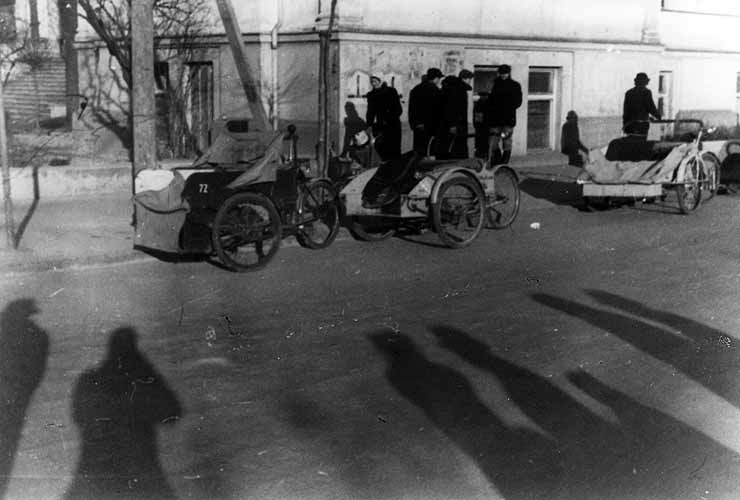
[
  {"x1": 0, "y1": 151, "x2": 575, "y2": 274},
  {"x1": 0, "y1": 193, "x2": 143, "y2": 274}
]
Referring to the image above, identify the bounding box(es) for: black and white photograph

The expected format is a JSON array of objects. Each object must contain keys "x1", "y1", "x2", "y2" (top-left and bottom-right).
[{"x1": 1, "y1": 0, "x2": 740, "y2": 498}]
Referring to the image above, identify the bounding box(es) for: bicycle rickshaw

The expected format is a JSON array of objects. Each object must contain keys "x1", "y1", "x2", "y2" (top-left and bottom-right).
[
  {"x1": 339, "y1": 134, "x2": 521, "y2": 248},
  {"x1": 133, "y1": 120, "x2": 341, "y2": 272},
  {"x1": 578, "y1": 119, "x2": 720, "y2": 213}
]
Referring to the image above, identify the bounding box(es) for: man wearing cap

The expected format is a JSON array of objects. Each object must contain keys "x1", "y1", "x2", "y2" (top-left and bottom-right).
[
  {"x1": 408, "y1": 68, "x2": 443, "y2": 155},
  {"x1": 623, "y1": 72, "x2": 661, "y2": 137},
  {"x1": 484, "y1": 64, "x2": 522, "y2": 164},
  {"x1": 366, "y1": 75, "x2": 403, "y2": 160},
  {"x1": 438, "y1": 69, "x2": 474, "y2": 159}
]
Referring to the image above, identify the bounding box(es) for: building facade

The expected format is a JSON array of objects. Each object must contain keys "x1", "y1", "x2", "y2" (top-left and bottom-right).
[{"x1": 75, "y1": 0, "x2": 740, "y2": 157}]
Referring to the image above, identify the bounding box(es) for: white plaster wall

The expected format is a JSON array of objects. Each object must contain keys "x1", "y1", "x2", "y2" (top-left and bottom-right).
[
  {"x1": 672, "y1": 56, "x2": 740, "y2": 111},
  {"x1": 232, "y1": 0, "x2": 318, "y2": 32},
  {"x1": 336, "y1": 0, "x2": 651, "y2": 42},
  {"x1": 660, "y1": 11, "x2": 740, "y2": 52},
  {"x1": 572, "y1": 49, "x2": 663, "y2": 117}
]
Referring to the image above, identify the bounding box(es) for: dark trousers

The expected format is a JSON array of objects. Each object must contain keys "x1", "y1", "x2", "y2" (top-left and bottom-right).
[
  {"x1": 412, "y1": 127, "x2": 433, "y2": 156},
  {"x1": 374, "y1": 123, "x2": 402, "y2": 161}
]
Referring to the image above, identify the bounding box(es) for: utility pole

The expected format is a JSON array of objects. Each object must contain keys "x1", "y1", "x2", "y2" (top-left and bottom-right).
[
  {"x1": 215, "y1": 0, "x2": 270, "y2": 131},
  {"x1": 317, "y1": 0, "x2": 338, "y2": 176},
  {"x1": 59, "y1": 0, "x2": 79, "y2": 130},
  {"x1": 0, "y1": 71, "x2": 14, "y2": 249},
  {"x1": 131, "y1": 0, "x2": 156, "y2": 178}
]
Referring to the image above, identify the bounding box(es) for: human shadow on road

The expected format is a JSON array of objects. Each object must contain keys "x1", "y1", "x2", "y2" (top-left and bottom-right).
[
  {"x1": 431, "y1": 324, "x2": 740, "y2": 499},
  {"x1": 65, "y1": 327, "x2": 182, "y2": 500},
  {"x1": 369, "y1": 330, "x2": 561, "y2": 500},
  {"x1": 533, "y1": 291, "x2": 740, "y2": 410},
  {"x1": 0, "y1": 299, "x2": 49, "y2": 499}
]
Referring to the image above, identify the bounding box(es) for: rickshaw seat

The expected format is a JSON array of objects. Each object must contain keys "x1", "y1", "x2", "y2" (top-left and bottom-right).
[{"x1": 605, "y1": 137, "x2": 680, "y2": 162}]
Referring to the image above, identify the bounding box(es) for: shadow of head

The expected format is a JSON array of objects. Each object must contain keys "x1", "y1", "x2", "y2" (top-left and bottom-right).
[
  {"x1": 3, "y1": 298, "x2": 40, "y2": 319},
  {"x1": 368, "y1": 330, "x2": 416, "y2": 359}
]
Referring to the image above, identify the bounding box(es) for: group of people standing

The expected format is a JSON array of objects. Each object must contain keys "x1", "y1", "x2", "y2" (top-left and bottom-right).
[
  {"x1": 364, "y1": 64, "x2": 523, "y2": 164},
  {"x1": 365, "y1": 67, "x2": 662, "y2": 169}
]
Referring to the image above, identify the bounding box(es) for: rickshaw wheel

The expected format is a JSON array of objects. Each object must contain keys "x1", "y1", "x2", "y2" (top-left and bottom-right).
[
  {"x1": 347, "y1": 216, "x2": 396, "y2": 242},
  {"x1": 432, "y1": 175, "x2": 485, "y2": 248},
  {"x1": 700, "y1": 153, "x2": 720, "y2": 202},
  {"x1": 211, "y1": 192, "x2": 282, "y2": 272},
  {"x1": 485, "y1": 166, "x2": 520, "y2": 229},
  {"x1": 677, "y1": 159, "x2": 702, "y2": 214},
  {"x1": 296, "y1": 179, "x2": 341, "y2": 249}
]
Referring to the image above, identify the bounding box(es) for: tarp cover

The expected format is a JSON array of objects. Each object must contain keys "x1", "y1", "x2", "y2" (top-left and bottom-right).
[
  {"x1": 133, "y1": 170, "x2": 189, "y2": 252},
  {"x1": 579, "y1": 144, "x2": 690, "y2": 185},
  {"x1": 191, "y1": 120, "x2": 282, "y2": 167}
]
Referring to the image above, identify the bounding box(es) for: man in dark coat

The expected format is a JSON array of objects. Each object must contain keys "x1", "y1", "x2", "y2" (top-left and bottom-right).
[
  {"x1": 408, "y1": 67, "x2": 443, "y2": 155},
  {"x1": 623, "y1": 72, "x2": 661, "y2": 137},
  {"x1": 484, "y1": 64, "x2": 522, "y2": 164},
  {"x1": 437, "y1": 69, "x2": 474, "y2": 159},
  {"x1": 366, "y1": 75, "x2": 403, "y2": 160}
]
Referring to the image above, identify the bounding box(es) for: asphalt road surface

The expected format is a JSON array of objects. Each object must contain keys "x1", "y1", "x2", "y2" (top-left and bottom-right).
[{"x1": 1, "y1": 182, "x2": 739, "y2": 500}]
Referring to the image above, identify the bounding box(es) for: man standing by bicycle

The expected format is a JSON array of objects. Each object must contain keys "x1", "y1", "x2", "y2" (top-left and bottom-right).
[
  {"x1": 366, "y1": 75, "x2": 403, "y2": 161},
  {"x1": 484, "y1": 64, "x2": 522, "y2": 165},
  {"x1": 623, "y1": 72, "x2": 661, "y2": 138},
  {"x1": 408, "y1": 68, "x2": 443, "y2": 155}
]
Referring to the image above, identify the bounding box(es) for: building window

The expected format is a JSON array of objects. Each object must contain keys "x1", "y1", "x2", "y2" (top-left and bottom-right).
[
  {"x1": 657, "y1": 71, "x2": 673, "y2": 120},
  {"x1": 527, "y1": 68, "x2": 558, "y2": 150},
  {"x1": 0, "y1": 0, "x2": 16, "y2": 42}
]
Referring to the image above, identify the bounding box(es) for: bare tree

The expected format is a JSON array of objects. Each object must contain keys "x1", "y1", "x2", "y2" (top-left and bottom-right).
[{"x1": 78, "y1": 0, "x2": 214, "y2": 157}]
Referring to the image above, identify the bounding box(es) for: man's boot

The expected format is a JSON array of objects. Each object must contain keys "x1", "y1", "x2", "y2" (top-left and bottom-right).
[
  {"x1": 501, "y1": 150, "x2": 511, "y2": 164},
  {"x1": 492, "y1": 148, "x2": 503, "y2": 165}
]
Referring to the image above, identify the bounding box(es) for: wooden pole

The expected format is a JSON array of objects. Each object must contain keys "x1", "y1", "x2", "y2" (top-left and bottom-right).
[
  {"x1": 60, "y1": 0, "x2": 79, "y2": 130},
  {"x1": 0, "y1": 75, "x2": 14, "y2": 249},
  {"x1": 317, "y1": 31, "x2": 328, "y2": 173},
  {"x1": 131, "y1": 0, "x2": 156, "y2": 177},
  {"x1": 215, "y1": 0, "x2": 270, "y2": 131},
  {"x1": 317, "y1": 0, "x2": 338, "y2": 177}
]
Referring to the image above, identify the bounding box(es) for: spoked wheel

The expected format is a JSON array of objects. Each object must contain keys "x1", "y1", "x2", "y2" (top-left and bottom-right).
[
  {"x1": 347, "y1": 216, "x2": 396, "y2": 242},
  {"x1": 211, "y1": 192, "x2": 282, "y2": 272},
  {"x1": 700, "y1": 153, "x2": 720, "y2": 202},
  {"x1": 432, "y1": 175, "x2": 485, "y2": 248},
  {"x1": 485, "y1": 166, "x2": 520, "y2": 228},
  {"x1": 676, "y1": 159, "x2": 702, "y2": 214},
  {"x1": 296, "y1": 179, "x2": 341, "y2": 249}
]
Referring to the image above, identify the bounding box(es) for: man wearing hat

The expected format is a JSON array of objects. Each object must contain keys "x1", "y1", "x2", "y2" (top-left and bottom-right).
[
  {"x1": 408, "y1": 68, "x2": 443, "y2": 155},
  {"x1": 484, "y1": 64, "x2": 522, "y2": 164},
  {"x1": 438, "y1": 69, "x2": 474, "y2": 159},
  {"x1": 366, "y1": 75, "x2": 403, "y2": 160},
  {"x1": 623, "y1": 72, "x2": 661, "y2": 137}
]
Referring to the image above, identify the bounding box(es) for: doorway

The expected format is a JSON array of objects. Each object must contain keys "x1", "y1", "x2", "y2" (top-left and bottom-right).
[
  {"x1": 187, "y1": 62, "x2": 214, "y2": 154},
  {"x1": 527, "y1": 67, "x2": 558, "y2": 150}
]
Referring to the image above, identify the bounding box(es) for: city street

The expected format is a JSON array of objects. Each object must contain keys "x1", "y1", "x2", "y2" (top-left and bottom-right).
[{"x1": 1, "y1": 183, "x2": 740, "y2": 500}]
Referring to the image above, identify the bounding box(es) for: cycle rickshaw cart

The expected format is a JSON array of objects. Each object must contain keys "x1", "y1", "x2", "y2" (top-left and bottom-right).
[
  {"x1": 133, "y1": 120, "x2": 341, "y2": 272},
  {"x1": 577, "y1": 119, "x2": 720, "y2": 213},
  {"x1": 339, "y1": 134, "x2": 522, "y2": 248}
]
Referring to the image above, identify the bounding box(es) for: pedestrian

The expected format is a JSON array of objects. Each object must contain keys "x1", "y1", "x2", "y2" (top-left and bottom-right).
[
  {"x1": 623, "y1": 72, "x2": 661, "y2": 137},
  {"x1": 366, "y1": 75, "x2": 403, "y2": 160},
  {"x1": 484, "y1": 64, "x2": 522, "y2": 165},
  {"x1": 408, "y1": 67, "x2": 443, "y2": 156},
  {"x1": 437, "y1": 69, "x2": 474, "y2": 159},
  {"x1": 561, "y1": 110, "x2": 590, "y2": 167}
]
